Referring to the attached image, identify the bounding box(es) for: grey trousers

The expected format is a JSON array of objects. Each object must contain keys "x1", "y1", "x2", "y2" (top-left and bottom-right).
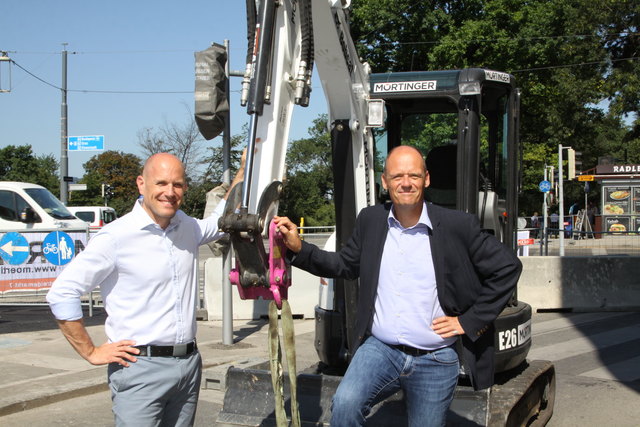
[{"x1": 108, "y1": 351, "x2": 202, "y2": 427}]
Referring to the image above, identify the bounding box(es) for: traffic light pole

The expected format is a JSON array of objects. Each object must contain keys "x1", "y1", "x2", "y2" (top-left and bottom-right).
[{"x1": 222, "y1": 39, "x2": 233, "y2": 346}]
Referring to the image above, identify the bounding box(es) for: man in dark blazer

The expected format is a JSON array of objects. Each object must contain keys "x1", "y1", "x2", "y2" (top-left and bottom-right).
[{"x1": 274, "y1": 146, "x2": 522, "y2": 427}]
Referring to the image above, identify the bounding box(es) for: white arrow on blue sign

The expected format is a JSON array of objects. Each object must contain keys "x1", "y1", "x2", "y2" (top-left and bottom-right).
[
  {"x1": 0, "y1": 232, "x2": 30, "y2": 265},
  {"x1": 68, "y1": 135, "x2": 105, "y2": 151},
  {"x1": 539, "y1": 180, "x2": 551, "y2": 192}
]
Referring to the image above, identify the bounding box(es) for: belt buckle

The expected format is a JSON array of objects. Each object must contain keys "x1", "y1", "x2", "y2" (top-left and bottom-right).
[{"x1": 172, "y1": 343, "x2": 188, "y2": 357}]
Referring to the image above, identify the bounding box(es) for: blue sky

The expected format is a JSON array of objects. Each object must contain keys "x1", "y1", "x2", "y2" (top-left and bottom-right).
[{"x1": 1, "y1": 0, "x2": 326, "y2": 177}]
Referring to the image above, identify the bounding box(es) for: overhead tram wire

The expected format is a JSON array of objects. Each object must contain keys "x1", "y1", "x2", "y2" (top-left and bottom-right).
[
  {"x1": 8, "y1": 44, "x2": 637, "y2": 94},
  {"x1": 10, "y1": 60, "x2": 62, "y2": 90},
  {"x1": 8, "y1": 59, "x2": 218, "y2": 94}
]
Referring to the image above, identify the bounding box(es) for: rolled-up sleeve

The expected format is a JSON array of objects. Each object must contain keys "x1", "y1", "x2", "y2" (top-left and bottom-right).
[
  {"x1": 46, "y1": 232, "x2": 117, "y2": 321},
  {"x1": 199, "y1": 199, "x2": 227, "y2": 244}
]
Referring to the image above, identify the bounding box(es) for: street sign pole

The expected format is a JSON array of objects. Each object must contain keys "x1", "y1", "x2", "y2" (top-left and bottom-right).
[
  {"x1": 60, "y1": 45, "x2": 69, "y2": 205},
  {"x1": 542, "y1": 169, "x2": 549, "y2": 255},
  {"x1": 558, "y1": 144, "x2": 565, "y2": 256}
]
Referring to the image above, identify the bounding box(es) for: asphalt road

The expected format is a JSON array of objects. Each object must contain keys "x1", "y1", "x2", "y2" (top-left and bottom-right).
[{"x1": 1, "y1": 307, "x2": 638, "y2": 426}]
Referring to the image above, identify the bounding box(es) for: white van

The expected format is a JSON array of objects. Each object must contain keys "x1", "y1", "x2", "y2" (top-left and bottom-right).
[
  {"x1": 67, "y1": 206, "x2": 117, "y2": 232},
  {"x1": 0, "y1": 181, "x2": 88, "y2": 231}
]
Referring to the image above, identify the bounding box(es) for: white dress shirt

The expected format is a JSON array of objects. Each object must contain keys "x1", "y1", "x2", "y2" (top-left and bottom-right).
[
  {"x1": 371, "y1": 203, "x2": 456, "y2": 350},
  {"x1": 47, "y1": 199, "x2": 226, "y2": 346}
]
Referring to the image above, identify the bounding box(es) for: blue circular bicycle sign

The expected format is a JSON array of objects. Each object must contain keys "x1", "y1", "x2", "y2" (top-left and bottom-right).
[
  {"x1": 42, "y1": 231, "x2": 75, "y2": 266},
  {"x1": 539, "y1": 180, "x2": 551, "y2": 193},
  {"x1": 0, "y1": 232, "x2": 30, "y2": 265}
]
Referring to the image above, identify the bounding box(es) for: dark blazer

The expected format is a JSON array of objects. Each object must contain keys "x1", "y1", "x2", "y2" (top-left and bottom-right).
[{"x1": 290, "y1": 202, "x2": 522, "y2": 390}]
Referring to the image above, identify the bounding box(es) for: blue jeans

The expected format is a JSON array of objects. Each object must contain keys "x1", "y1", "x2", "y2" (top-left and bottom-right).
[{"x1": 331, "y1": 336, "x2": 459, "y2": 427}]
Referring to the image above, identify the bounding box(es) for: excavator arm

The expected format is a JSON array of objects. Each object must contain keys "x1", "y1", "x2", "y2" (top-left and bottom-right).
[{"x1": 218, "y1": 0, "x2": 376, "y2": 306}]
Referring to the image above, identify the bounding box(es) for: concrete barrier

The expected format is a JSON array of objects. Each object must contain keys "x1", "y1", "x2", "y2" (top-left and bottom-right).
[
  {"x1": 519, "y1": 256, "x2": 640, "y2": 311},
  {"x1": 203, "y1": 257, "x2": 320, "y2": 320},
  {"x1": 205, "y1": 255, "x2": 640, "y2": 319}
]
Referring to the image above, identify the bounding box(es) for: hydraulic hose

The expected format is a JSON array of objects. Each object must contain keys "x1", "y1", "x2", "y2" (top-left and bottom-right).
[
  {"x1": 241, "y1": 0, "x2": 257, "y2": 106},
  {"x1": 295, "y1": 0, "x2": 314, "y2": 106},
  {"x1": 245, "y1": 0, "x2": 256, "y2": 65}
]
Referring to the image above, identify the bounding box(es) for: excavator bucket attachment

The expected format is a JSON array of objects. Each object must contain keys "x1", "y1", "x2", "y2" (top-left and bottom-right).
[{"x1": 215, "y1": 360, "x2": 555, "y2": 426}]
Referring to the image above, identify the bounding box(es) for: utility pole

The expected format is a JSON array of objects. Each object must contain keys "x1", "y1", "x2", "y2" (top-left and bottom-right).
[
  {"x1": 557, "y1": 144, "x2": 580, "y2": 255},
  {"x1": 60, "y1": 44, "x2": 69, "y2": 204}
]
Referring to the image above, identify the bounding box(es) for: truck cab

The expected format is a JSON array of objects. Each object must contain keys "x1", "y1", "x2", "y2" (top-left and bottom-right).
[{"x1": 0, "y1": 182, "x2": 89, "y2": 232}]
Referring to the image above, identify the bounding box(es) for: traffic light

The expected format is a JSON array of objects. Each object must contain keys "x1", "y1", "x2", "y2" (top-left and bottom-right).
[
  {"x1": 102, "y1": 184, "x2": 114, "y2": 200},
  {"x1": 567, "y1": 148, "x2": 582, "y2": 179}
]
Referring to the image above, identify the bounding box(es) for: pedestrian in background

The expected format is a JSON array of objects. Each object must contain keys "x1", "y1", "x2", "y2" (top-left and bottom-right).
[
  {"x1": 550, "y1": 211, "x2": 559, "y2": 237},
  {"x1": 531, "y1": 212, "x2": 540, "y2": 238}
]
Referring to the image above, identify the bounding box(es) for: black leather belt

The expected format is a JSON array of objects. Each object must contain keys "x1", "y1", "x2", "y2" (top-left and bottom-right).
[
  {"x1": 134, "y1": 341, "x2": 197, "y2": 357},
  {"x1": 390, "y1": 344, "x2": 436, "y2": 357}
]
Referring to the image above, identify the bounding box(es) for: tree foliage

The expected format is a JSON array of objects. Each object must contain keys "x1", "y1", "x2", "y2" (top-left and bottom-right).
[
  {"x1": 349, "y1": 0, "x2": 639, "y2": 214},
  {"x1": 201, "y1": 125, "x2": 246, "y2": 187},
  {"x1": 70, "y1": 151, "x2": 143, "y2": 216},
  {"x1": 177, "y1": 125, "x2": 247, "y2": 219},
  {"x1": 0, "y1": 145, "x2": 59, "y2": 195},
  {"x1": 279, "y1": 115, "x2": 335, "y2": 225}
]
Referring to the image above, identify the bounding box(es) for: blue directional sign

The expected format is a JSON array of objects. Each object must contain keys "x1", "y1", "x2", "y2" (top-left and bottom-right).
[
  {"x1": 539, "y1": 180, "x2": 551, "y2": 193},
  {"x1": 42, "y1": 231, "x2": 75, "y2": 266},
  {"x1": 0, "y1": 232, "x2": 30, "y2": 265},
  {"x1": 68, "y1": 135, "x2": 105, "y2": 151}
]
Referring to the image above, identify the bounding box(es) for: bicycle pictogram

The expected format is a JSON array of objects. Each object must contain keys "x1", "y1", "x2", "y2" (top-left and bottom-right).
[{"x1": 43, "y1": 242, "x2": 59, "y2": 255}]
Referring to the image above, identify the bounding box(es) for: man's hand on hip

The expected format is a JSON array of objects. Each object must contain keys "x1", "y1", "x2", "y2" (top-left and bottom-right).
[
  {"x1": 57, "y1": 319, "x2": 140, "y2": 367},
  {"x1": 88, "y1": 340, "x2": 140, "y2": 367},
  {"x1": 432, "y1": 316, "x2": 465, "y2": 338}
]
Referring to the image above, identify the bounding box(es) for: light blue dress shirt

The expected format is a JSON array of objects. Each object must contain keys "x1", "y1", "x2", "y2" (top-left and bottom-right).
[
  {"x1": 47, "y1": 199, "x2": 226, "y2": 346},
  {"x1": 371, "y1": 203, "x2": 456, "y2": 350}
]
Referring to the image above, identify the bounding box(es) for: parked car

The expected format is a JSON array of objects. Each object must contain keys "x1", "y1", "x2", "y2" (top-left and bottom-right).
[
  {"x1": 0, "y1": 181, "x2": 88, "y2": 231},
  {"x1": 67, "y1": 206, "x2": 117, "y2": 232}
]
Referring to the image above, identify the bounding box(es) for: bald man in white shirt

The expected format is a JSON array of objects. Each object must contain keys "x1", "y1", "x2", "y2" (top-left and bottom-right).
[{"x1": 47, "y1": 152, "x2": 243, "y2": 426}]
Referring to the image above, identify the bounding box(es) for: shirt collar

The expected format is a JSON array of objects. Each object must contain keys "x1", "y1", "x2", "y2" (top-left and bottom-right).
[
  {"x1": 131, "y1": 198, "x2": 182, "y2": 231},
  {"x1": 387, "y1": 202, "x2": 432, "y2": 231}
]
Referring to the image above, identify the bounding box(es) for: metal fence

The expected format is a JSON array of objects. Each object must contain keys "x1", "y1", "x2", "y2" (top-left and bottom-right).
[
  {"x1": 0, "y1": 227, "x2": 99, "y2": 313},
  {"x1": 520, "y1": 227, "x2": 640, "y2": 257}
]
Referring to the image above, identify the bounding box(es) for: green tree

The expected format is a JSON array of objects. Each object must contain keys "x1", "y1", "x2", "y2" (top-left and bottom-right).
[
  {"x1": 201, "y1": 125, "x2": 246, "y2": 187},
  {"x1": 280, "y1": 115, "x2": 335, "y2": 225},
  {"x1": 0, "y1": 145, "x2": 59, "y2": 194},
  {"x1": 71, "y1": 151, "x2": 142, "y2": 216},
  {"x1": 179, "y1": 126, "x2": 246, "y2": 218}
]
